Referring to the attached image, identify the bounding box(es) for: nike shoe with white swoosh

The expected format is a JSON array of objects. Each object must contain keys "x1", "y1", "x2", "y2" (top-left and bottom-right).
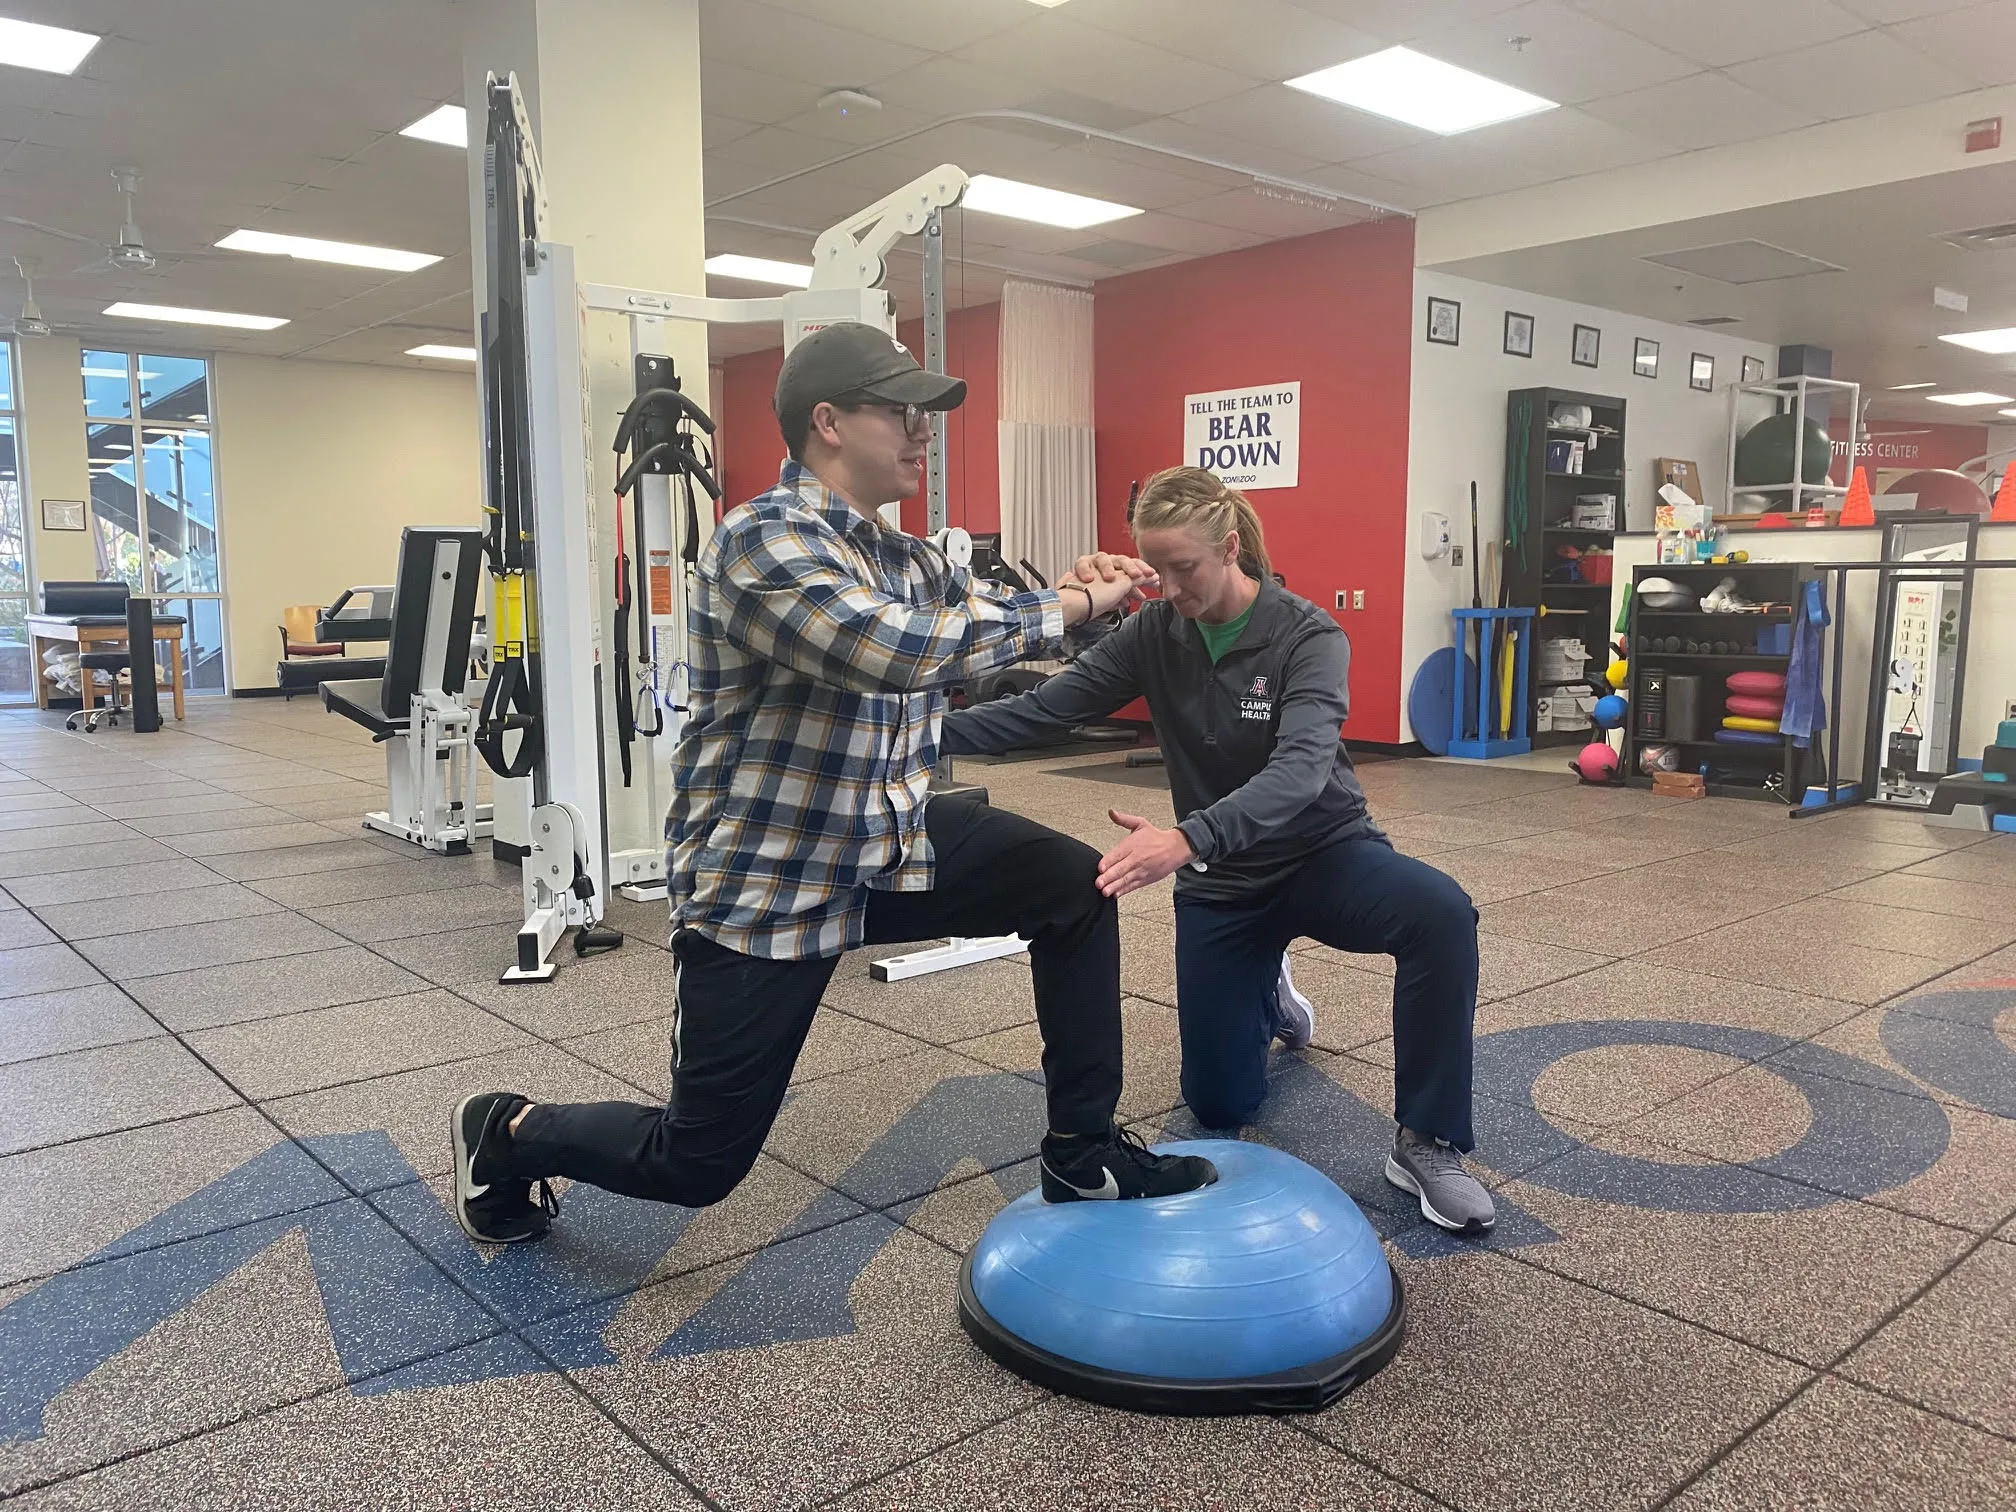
[
  {"x1": 451, "y1": 1090, "x2": 558, "y2": 1244},
  {"x1": 1039, "y1": 1124, "x2": 1218, "y2": 1203}
]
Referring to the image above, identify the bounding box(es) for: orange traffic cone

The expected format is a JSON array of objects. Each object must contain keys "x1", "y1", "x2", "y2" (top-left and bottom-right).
[
  {"x1": 1838, "y1": 466, "x2": 1875, "y2": 527},
  {"x1": 1992, "y1": 462, "x2": 2016, "y2": 523}
]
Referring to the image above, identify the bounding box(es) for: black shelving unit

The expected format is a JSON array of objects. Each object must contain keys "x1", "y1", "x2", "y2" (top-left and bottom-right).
[
  {"x1": 1621, "y1": 561, "x2": 1818, "y2": 803},
  {"x1": 1505, "y1": 387, "x2": 1625, "y2": 747}
]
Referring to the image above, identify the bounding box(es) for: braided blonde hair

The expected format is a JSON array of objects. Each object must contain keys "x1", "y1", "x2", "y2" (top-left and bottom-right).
[{"x1": 1131, "y1": 465, "x2": 1271, "y2": 580}]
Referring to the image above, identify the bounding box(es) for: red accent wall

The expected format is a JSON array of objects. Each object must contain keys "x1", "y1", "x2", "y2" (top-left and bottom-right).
[
  {"x1": 1091, "y1": 217, "x2": 1417, "y2": 742},
  {"x1": 1830, "y1": 419, "x2": 1989, "y2": 484},
  {"x1": 717, "y1": 303, "x2": 1001, "y2": 539}
]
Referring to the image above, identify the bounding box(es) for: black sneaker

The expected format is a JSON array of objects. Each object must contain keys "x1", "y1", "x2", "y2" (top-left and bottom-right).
[
  {"x1": 1040, "y1": 1124, "x2": 1218, "y2": 1203},
  {"x1": 450, "y1": 1091, "x2": 558, "y2": 1243}
]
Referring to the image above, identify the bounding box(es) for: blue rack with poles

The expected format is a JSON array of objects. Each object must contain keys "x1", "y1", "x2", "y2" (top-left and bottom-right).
[{"x1": 1450, "y1": 607, "x2": 1535, "y2": 759}]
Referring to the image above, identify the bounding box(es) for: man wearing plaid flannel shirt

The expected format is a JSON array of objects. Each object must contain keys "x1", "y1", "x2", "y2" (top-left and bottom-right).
[{"x1": 452, "y1": 323, "x2": 1217, "y2": 1244}]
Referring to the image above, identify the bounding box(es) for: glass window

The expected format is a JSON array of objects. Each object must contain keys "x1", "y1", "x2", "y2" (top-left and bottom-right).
[
  {"x1": 81, "y1": 350, "x2": 133, "y2": 418},
  {"x1": 161, "y1": 597, "x2": 226, "y2": 692},
  {"x1": 138, "y1": 354, "x2": 208, "y2": 423},
  {"x1": 77, "y1": 349, "x2": 225, "y2": 690},
  {"x1": 0, "y1": 350, "x2": 27, "y2": 703}
]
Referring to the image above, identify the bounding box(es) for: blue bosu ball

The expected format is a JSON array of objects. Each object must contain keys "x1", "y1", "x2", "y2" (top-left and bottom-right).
[{"x1": 957, "y1": 1140, "x2": 1404, "y2": 1415}]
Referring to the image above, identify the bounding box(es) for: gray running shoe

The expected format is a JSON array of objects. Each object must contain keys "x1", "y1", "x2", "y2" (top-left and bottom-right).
[
  {"x1": 1384, "y1": 1126, "x2": 1495, "y2": 1233},
  {"x1": 1273, "y1": 955, "x2": 1315, "y2": 1050}
]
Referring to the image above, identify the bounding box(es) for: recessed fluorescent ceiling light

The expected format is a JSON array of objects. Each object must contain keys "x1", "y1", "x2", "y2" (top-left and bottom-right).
[
  {"x1": 1887, "y1": 381, "x2": 1937, "y2": 390},
  {"x1": 217, "y1": 229, "x2": 440, "y2": 272},
  {"x1": 1925, "y1": 390, "x2": 2013, "y2": 406},
  {"x1": 400, "y1": 104, "x2": 467, "y2": 147},
  {"x1": 703, "y1": 254, "x2": 814, "y2": 288},
  {"x1": 1286, "y1": 46, "x2": 1556, "y2": 135},
  {"x1": 102, "y1": 302, "x2": 288, "y2": 331},
  {"x1": 0, "y1": 16, "x2": 101, "y2": 74},
  {"x1": 1025, "y1": 1, "x2": 1074, "y2": 7},
  {"x1": 961, "y1": 174, "x2": 1140, "y2": 229},
  {"x1": 1937, "y1": 327, "x2": 2016, "y2": 354},
  {"x1": 1999, "y1": 408, "x2": 2016, "y2": 418},
  {"x1": 406, "y1": 344, "x2": 478, "y2": 361}
]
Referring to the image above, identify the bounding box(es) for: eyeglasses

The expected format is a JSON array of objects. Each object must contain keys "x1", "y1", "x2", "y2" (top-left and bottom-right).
[{"x1": 835, "y1": 397, "x2": 933, "y2": 438}]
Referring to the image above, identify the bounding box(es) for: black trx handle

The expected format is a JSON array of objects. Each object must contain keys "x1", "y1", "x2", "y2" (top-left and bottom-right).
[
  {"x1": 613, "y1": 386, "x2": 716, "y2": 452},
  {"x1": 476, "y1": 654, "x2": 541, "y2": 778}
]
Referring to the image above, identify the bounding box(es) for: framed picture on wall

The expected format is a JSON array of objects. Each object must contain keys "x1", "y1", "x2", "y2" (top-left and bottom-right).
[
  {"x1": 1742, "y1": 355, "x2": 1766, "y2": 385},
  {"x1": 1426, "y1": 296, "x2": 1461, "y2": 346},
  {"x1": 1572, "y1": 323, "x2": 1600, "y2": 368},
  {"x1": 1634, "y1": 337, "x2": 1660, "y2": 378},
  {"x1": 40, "y1": 499, "x2": 87, "y2": 532},
  {"x1": 1690, "y1": 353, "x2": 1715, "y2": 392},
  {"x1": 1503, "y1": 311, "x2": 1534, "y2": 357}
]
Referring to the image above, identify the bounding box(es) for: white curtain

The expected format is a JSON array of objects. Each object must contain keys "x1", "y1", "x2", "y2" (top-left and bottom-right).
[{"x1": 998, "y1": 280, "x2": 1096, "y2": 588}]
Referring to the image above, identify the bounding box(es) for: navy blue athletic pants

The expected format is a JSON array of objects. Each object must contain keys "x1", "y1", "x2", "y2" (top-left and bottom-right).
[{"x1": 1172, "y1": 835, "x2": 1479, "y2": 1149}]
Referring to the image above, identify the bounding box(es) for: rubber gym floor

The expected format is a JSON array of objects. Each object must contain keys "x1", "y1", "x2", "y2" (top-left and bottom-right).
[{"x1": 0, "y1": 698, "x2": 2010, "y2": 1511}]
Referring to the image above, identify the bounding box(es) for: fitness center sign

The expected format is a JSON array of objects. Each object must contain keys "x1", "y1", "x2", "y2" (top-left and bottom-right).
[{"x1": 1184, "y1": 382, "x2": 1300, "y2": 491}]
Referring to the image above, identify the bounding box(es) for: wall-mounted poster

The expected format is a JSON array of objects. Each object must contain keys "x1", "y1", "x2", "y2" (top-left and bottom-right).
[
  {"x1": 1634, "y1": 338, "x2": 1660, "y2": 379},
  {"x1": 1572, "y1": 324, "x2": 1600, "y2": 368},
  {"x1": 1504, "y1": 311, "x2": 1534, "y2": 357},
  {"x1": 1690, "y1": 353, "x2": 1715, "y2": 392},
  {"x1": 1183, "y1": 382, "x2": 1301, "y2": 491},
  {"x1": 1742, "y1": 355, "x2": 1766, "y2": 384}
]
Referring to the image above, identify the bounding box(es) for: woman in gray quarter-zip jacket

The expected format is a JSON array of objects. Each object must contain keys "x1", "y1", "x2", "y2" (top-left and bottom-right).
[{"x1": 942, "y1": 466, "x2": 1498, "y2": 1234}]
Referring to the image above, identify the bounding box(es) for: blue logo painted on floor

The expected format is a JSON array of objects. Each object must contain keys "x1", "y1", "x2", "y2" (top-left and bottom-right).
[{"x1": 3, "y1": 992, "x2": 1995, "y2": 1441}]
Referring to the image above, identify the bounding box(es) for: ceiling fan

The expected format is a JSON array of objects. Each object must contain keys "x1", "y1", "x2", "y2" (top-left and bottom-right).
[
  {"x1": 1, "y1": 166, "x2": 223, "y2": 276},
  {"x1": 7, "y1": 257, "x2": 54, "y2": 338}
]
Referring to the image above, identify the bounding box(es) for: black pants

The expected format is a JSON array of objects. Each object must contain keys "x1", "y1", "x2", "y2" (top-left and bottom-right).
[
  {"x1": 507, "y1": 797, "x2": 1123, "y2": 1206},
  {"x1": 1174, "y1": 836, "x2": 1480, "y2": 1148}
]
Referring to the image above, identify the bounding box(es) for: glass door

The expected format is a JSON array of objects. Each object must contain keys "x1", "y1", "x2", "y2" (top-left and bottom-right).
[{"x1": 81, "y1": 350, "x2": 226, "y2": 691}]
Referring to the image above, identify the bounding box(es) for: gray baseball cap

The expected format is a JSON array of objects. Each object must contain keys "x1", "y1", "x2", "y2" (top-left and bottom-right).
[{"x1": 773, "y1": 321, "x2": 966, "y2": 438}]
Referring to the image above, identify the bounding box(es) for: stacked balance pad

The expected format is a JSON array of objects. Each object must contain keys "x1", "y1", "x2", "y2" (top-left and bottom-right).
[{"x1": 1717, "y1": 670, "x2": 1784, "y2": 745}]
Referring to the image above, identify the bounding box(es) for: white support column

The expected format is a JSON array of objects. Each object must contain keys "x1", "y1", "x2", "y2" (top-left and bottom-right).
[{"x1": 463, "y1": 0, "x2": 706, "y2": 953}]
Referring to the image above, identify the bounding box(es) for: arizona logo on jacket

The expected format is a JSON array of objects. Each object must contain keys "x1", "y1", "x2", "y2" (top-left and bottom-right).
[{"x1": 1240, "y1": 675, "x2": 1273, "y2": 720}]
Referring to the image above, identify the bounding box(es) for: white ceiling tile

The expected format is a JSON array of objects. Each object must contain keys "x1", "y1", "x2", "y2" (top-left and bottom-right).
[
  {"x1": 1580, "y1": 71, "x2": 1823, "y2": 150},
  {"x1": 1121, "y1": 117, "x2": 1331, "y2": 181},
  {"x1": 1891, "y1": 2, "x2": 2016, "y2": 89},
  {"x1": 1411, "y1": 0, "x2": 1700, "y2": 104},
  {"x1": 1064, "y1": 0, "x2": 1380, "y2": 80},
  {"x1": 1725, "y1": 28, "x2": 1977, "y2": 120},
  {"x1": 951, "y1": 15, "x2": 1258, "y2": 117},
  {"x1": 872, "y1": 56, "x2": 1048, "y2": 118},
  {"x1": 701, "y1": 61, "x2": 829, "y2": 126},
  {"x1": 1349, "y1": 135, "x2": 1560, "y2": 204},
  {"x1": 704, "y1": 125, "x2": 872, "y2": 182},
  {"x1": 739, "y1": 0, "x2": 1036, "y2": 54},
  {"x1": 769, "y1": 99, "x2": 947, "y2": 156},
  {"x1": 696, "y1": 0, "x2": 933, "y2": 88},
  {"x1": 1483, "y1": 106, "x2": 1671, "y2": 175},
  {"x1": 1096, "y1": 211, "x2": 1275, "y2": 256},
  {"x1": 703, "y1": 115, "x2": 761, "y2": 153},
  {"x1": 1173, "y1": 86, "x2": 1424, "y2": 164},
  {"x1": 1834, "y1": 0, "x2": 1980, "y2": 20},
  {"x1": 1296, "y1": 161, "x2": 1437, "y2": 210},
  {"x1": 879, "y1": 120, "x2": 1077, "y2": 179},
  {"x1": 1290, "y1": 1, "x2": 1534, "y2": 43},
  {"x1": 1569, "y1": 0, "x2": 1870, "y2": 68},
  {"x1": 1016, "y1": 143, "x2": 1251, "y2": 210}
]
